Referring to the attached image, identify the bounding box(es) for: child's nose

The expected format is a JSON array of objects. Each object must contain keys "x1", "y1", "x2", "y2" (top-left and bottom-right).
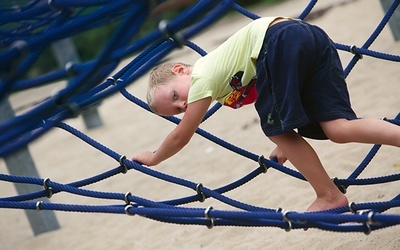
[{"x1": 180, "y1": 101, "x2": 187, "y2": 111}]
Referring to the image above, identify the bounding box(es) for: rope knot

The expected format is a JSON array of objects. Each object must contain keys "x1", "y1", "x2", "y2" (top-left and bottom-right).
[{"x1": 158, "y1": 20, "x2": 186, "y2": 47}]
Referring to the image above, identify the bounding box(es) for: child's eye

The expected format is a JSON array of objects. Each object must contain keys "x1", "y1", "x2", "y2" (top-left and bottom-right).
[{"x1": 173, "y1": 91, "x2": 178, "y2": 100}]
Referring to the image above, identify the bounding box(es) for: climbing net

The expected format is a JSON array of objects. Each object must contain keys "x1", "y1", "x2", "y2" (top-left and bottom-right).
[{"x1": 1, "y1": 0, "x2": 400, "y2": 233}]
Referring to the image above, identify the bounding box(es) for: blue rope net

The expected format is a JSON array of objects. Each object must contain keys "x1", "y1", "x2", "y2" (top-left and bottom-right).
[{"x1": 1, "y1": 0, "x2": 400, "y2": 233}]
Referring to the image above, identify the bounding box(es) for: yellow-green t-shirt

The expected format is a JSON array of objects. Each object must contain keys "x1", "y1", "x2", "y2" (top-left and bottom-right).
[{"x1": 188, "y1": 17, "x2": 283, "y2": 108}]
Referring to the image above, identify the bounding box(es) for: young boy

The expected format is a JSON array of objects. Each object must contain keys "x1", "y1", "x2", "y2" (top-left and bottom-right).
[{"x1": 132, "y1": 17, "x2": 400, "y2": 212}]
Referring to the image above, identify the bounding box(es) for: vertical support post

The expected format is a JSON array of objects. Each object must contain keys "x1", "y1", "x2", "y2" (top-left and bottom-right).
[
  {"x1": 51, "y1": 38, "x2": 103, "y2": 129},
  {"x1": 0, "y1": 98, "x2": 60, "y2": 236},
  {"x1": 380, "y1": 0, "x2": 400, "y2": 41}
]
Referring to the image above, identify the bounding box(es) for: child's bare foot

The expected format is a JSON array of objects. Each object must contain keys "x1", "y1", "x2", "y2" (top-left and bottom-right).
[
  {"x1": 306, "y1": 192, "x2": 348, "y2": 212},
  {"x1": 307, "y1": 193, "x2": 349, "y2": 212},
  {"x1": 303, "y1": 192, "x2": 348, "y2": 231}
]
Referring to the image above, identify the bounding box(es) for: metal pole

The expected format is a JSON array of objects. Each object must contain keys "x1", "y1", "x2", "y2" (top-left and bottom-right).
[
  {"x1": 380, "y1": 0, "x2": 400, "y2": 41},
  {"x1": 0, "y1": 98, "x2": 60, "y2": 236},
  {"x1": 51, "y1": 38, "x2": 104, "y2": 129}
]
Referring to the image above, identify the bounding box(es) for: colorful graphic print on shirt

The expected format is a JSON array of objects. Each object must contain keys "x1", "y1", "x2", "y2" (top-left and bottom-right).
[{"x1": 224, "y1": 71, "x2": 258, "y2": 109}]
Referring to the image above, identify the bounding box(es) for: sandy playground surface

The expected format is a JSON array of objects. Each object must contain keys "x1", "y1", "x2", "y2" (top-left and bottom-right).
[{"x1": 1, "y1": 0, "x2": 400, "y2": 249}]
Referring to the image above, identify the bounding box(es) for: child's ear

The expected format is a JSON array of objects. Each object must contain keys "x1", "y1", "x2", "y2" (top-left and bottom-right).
[{"x1": 171, "y1": 64, "x2": 189, "y2": 75}]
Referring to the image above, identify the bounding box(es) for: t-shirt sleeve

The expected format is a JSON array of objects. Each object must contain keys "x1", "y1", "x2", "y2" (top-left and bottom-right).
[{"x1": 187, "y1": 75, "x2": 217, "y2": 104}]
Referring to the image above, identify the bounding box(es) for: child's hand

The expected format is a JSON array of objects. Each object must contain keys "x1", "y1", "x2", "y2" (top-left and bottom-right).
[
  {"x1": 132, "y1": 151, "x2": 158, "y2": 166},
  {"x1": 269, "y1": 146, "x2": 287, "y2": 165}
]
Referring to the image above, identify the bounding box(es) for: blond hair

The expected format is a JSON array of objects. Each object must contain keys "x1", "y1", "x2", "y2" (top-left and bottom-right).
[{"x1": 147, "y1": 62, "x2": 192, "y2": 114}]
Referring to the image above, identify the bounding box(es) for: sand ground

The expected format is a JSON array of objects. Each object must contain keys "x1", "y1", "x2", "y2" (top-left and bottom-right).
[{"x1": 1, "y1": 0, "x2": 400, "y2": 249}]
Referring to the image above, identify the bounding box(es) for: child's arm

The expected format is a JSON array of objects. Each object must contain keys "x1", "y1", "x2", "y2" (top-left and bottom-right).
[{"x1": 132, "y1": 97, "x2": 212, "y2": 166}]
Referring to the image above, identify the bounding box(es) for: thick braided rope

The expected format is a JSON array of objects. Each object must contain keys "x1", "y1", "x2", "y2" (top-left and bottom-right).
[{"x1": 1, "y1": 0, "x2": 400, "y2": 233}]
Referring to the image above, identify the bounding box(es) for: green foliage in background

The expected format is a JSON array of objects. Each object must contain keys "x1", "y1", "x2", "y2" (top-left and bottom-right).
[{"x1": 29, "y1": 0, "x2": 281, "y2": 77}]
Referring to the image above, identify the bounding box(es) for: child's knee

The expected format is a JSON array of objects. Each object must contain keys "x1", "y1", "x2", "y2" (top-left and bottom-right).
[{"x1": 320, "y1": 119, "x2": 351, "y2": 143}]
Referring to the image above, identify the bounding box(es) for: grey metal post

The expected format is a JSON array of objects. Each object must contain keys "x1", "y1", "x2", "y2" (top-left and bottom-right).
[
  {"x1": 51, "y1": 38, "x2": 104, "y2": 129},
  {"x1": 0, "y1": 98, "x2": 60, "y2": 236},
  {"x1": 380, "y1": 0, "x2": 400, "y2": 41}
]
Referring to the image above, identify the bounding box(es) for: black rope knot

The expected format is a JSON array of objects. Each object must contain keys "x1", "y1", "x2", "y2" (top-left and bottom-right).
[
  {"x1": 258, "y1": 155, "x2": 269, "y2": 173},
  {"x1": 332, "y1": 177, "x2": 347, "y2": 194},
  {"x1": 196, "y1": 183, "x2": 206, "y2": 202},
  {"x1": 158, "y1": 19, "x2": 186, "y2": 47},
  {"x1": 43, "y1": 178, "x2": 53, "y2": 198}
]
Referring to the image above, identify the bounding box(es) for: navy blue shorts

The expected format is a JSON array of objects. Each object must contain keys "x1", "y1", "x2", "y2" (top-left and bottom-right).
[{"x1": 255, "y1": 20, "x2": 357, "y2": 139}]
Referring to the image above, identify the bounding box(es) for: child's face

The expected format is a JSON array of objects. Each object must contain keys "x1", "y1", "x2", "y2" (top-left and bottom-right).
[{"x1": 154, "y1": 74, "x2": 191, "y2": 116}]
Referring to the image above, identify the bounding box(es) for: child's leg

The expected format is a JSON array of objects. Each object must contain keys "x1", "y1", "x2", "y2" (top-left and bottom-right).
[
  {"x1": 320, "y1": 118, "x2": 400, "y2": 146},
  {"x1": 269, "y1": 130, "x2": 348, "y2": 212}
]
